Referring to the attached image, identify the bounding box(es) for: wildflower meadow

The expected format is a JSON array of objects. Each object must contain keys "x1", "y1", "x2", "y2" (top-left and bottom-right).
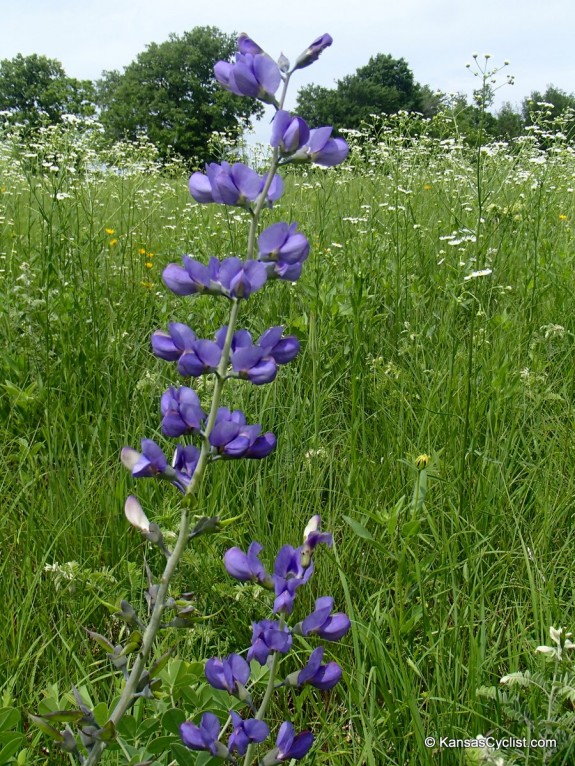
[{"x1": 2, "y1": 31, "x2": 575, "y2": 766}]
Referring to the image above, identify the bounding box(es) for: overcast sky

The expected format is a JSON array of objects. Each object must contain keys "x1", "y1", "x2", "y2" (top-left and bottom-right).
[{"x1": 2, "y1": 0, "x2": 573, "y2": 140}]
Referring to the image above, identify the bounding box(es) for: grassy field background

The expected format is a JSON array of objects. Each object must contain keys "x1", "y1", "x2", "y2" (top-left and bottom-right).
[{"x1": 1, "y1": 115, "x2": 575, "y2": 764}]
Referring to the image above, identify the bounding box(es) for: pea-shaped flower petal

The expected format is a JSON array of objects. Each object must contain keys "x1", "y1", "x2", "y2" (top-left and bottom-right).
[
  {"x1": 271, "y1": 110, "x2": 310, "y2": 155},
  {"x1": 228, "y1": 711, "x2": 269, "y2": 756},
  {"x1": 248, "y1": 620, "x2": 292, "y2": 665},
  {"x1": 224, "y1": 541, "x2": 270, "y2": 583},
  {"x1": 161, "y1": 386, "x2": 206, "y2": 437},
  {"x1": 301, "y1": 596, "x2": 351, "y2": 641},
  {"x1": 180, "y1": 713, "x2": 228, "y2": 758},
  {"x1": 276, "y1": 721, "x2": 314, "y2": 760},
  {"x1": 205, "y1": 653, "x2": 250, "y2": 694},
  {"x1": 296, "y1": 646, "x2": 342, "y2": 690}
]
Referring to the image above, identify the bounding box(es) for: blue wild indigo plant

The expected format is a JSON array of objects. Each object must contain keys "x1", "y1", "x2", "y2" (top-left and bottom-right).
[{"x1": 31, "y1": 31, "x2": 350, "y2": 765}]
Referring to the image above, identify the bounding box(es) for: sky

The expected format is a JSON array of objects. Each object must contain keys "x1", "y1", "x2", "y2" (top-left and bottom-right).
[{"x1": 1, "y1": 0, "x2": 574, "y2": 141}]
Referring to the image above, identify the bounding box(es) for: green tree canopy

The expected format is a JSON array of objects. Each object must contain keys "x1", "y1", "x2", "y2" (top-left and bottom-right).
[
  {"x1": 96, "y1": 27, "x2": 263, "y2": 162},
  {"x1": 295, "y1": 53, "x2": 429, "y2": 132},
  {"x1": 0, "y1": 54, "x2": 95, "y2": 128}
]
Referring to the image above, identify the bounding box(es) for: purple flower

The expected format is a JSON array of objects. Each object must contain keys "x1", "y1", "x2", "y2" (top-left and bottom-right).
[
  {"x1": 224, "y1": 541, "x2": 272, "y2": 585},
  {"x1": 293, "y1": 33, "x2": 333, "y2": 71},
  {"x1": 295, "y1": 646, "x2": 342, "y2": 690},
  {"x1": 121, "y1": 439, "x2": 168, "y2": 478},
  {"x1": 189, "y1": 162, "x2": 283, "y2": 208},
  {"x1": 162, "y1": 256, "x2": 268, "y2": 300},
  {"x1": 228, "y1": 711, "x2": 269, "y2": 756},
  {"x1": 237, "y1": 33, "x2": 265, "y2": 56},
  {"x1": 275, "y1": 721, "x2": 314, "y2": 761},
  {"x1": 301, "y1": 514, "x2": 333, "y2": 566},
  {"x1": 152, "y1": 323, "x2": 223, "y2": 377},
  {"x1": 180, "y1": 713, "x2": 228, "y2": 758},
  {"x1": 258, "y1": 327, "x2": 300, "y2": 364},
  {"x1": 291, "y1": 127, "x2": 349, "y2": 167},
  {"x1": 214, "y1": 53, "x2": 281, "y2": 106},
  {"x1": 302, "y1": 514, "x2": 333, "y2": 550},
  {"x1": 209, "y1": 408, "x2": 276, "y2": 458},
  {"x1": 215, "y1": 326, "x2": 253, "y2": 351},
  {"x1": 300, "y1": 596, "x2": 351, "y2": 641},
  {"x1": 162, "y1": 255, "x2": 224, "y2": 297},
  {"x1": 160, "y1": 386, "x2": 206, "y2": 438},
  {"x1": 231, "y1": 345, "x2": 277, "y2": 384},
  {"x1": 171, "y1": 444, "x2": 200, "y2": 490},
  {"x1": 218, "y1": 257, "x2": 268, "y2": 299},
  {"x1": 271, "y1": 111, "x2": 310, "y2": 155},
  {"x1": 248, "y1": 620, "x2": 292, "y2": 665},
  {"x1": 205, "y1": 653, "x2": 250, "y2": 696},
  {"x1": 272, "y1": 544, "x2": 314, "y2": 615},
  {"x1": 258, "y1": 222, "x2": 310, "y2": 282}
]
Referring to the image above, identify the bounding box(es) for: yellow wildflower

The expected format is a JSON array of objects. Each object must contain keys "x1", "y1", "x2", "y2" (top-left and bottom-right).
[
  {"x1": 104, "y1": 228, "x2": 115, "y2": 235},
  {"x1": 109, "y1": 238, "x2": 118, "y2": 247},
  {"x1": 559, "y1": 214, "x2": 568, "y2": 221},
  {"x1": 138, "y1": 247, "x2": 147, "y2": 255},
  {"x1": 415, "y1": 454, "x2": 430, "y2": 470},
  {"x1": 423, "y1": 183, "x2": 432, "y2": 190},
  {"x1": 145, "y1": 262, "x2": 154, "y2": 269}
]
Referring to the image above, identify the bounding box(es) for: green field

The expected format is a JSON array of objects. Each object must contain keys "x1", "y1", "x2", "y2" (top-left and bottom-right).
[{"x1": 2, "y1": 116, "x2": 575, "y2": 765}]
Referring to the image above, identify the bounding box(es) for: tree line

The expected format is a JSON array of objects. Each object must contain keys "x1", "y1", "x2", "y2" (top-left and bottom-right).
[{"x1": 1, "y1": 26, "x2": 574, "y2": 163}]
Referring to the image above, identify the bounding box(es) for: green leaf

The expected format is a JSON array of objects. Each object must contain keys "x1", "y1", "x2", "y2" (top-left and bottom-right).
[
  {"x1": 117, "y1": 715, "x2": 137, "y2": 740},
  {"x1": 0, "y1": 708, "x2": 20, "y2": 732},
  {"x1": 147, "y1": 735, "x2": 178, "y2": 754},
  {"x1": 27, "y1": 715, "x2": 64, "y2": 742},
  {"x1": 171, "y1": 742, "x2": 194, "y2": 766},
  {"x1": 0, "y1": 733, "x2": 26, "y2": 762},
  {"x1": 40, "y1": 709, "x2": 85, "y2": 724},
  {"x1": 161, "y1": 708, "x2": 186, "y2": 736},
  {"x1": 343, "y1": 515, "x2": 373, "y2": 540}
]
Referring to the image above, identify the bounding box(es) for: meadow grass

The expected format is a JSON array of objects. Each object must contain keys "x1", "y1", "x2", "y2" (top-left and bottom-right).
[{"x1": 1, "y1": 117, "x2": 575, "y2": 764}]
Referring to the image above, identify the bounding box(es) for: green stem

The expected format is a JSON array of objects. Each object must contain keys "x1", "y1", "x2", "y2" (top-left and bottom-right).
[{"x1": 84, "y1": 499, "x2": 192, "y2": 765}]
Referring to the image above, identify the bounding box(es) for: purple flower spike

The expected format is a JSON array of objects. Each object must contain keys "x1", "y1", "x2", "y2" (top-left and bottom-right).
[
  {"x1": 271, "y1": 111, "x2": 310, "y2": 155},
  {"x1": 248, "y1": 620, "x2": 292, "y2": 665},
  {"x1": 300, "y1": 596, "x2": 351, "y2": 641},
  {"x1": 228, "y1": 711, "x2": 269, "y2": 756},
  {"x1": 161, "y1": 386, "x2": 206, "y2": 438},
  {"x1": 224, "y1": 541, "x2": 272, "y2": 585},
  {"x1": 275, "y1": 721, "x2": 314, "y2": 761},
  {"x1": 258, "y1": 222, "x2": 309, "y2": 283},
  {"x1": 180, "y1": 713, "x2": 228, "y2": 758},
  {"x1": 205, "y1": 653, "x2": 250, "y2": 695},
  {"x1": 296, "y1": 646, "x2": 342, "y2": 690},
  {"x1": 293, "y1": 33, "x2": 333, "y2": 71}
]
